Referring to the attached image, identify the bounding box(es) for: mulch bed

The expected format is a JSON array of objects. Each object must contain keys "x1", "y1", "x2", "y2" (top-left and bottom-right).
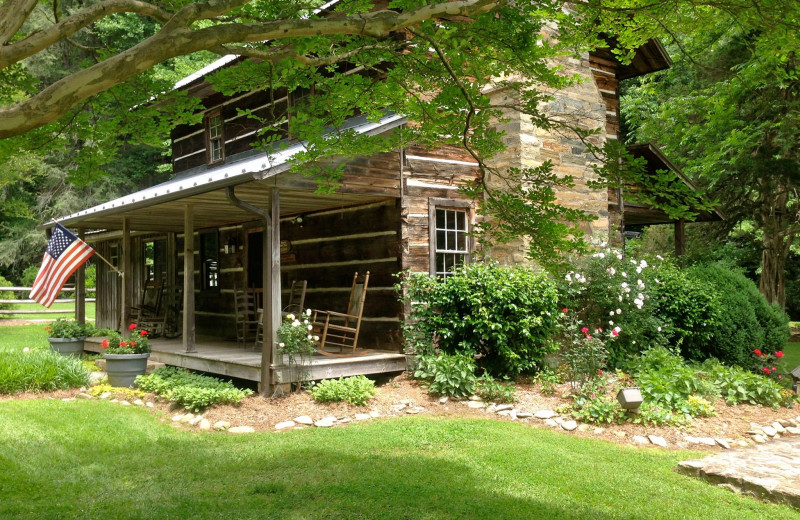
[{"x1": 5, "y1": 372, "x2": 798, "y2": 451}]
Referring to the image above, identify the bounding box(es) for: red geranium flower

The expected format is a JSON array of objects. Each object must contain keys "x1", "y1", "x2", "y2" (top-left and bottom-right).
[
  {"x1": 129, "y1": 323, "x2": 137, "y2": 330},
  {"x1": 562, "y1": 307, "x2": 568, "y2": 313},
  {"x1": 101, "y1": 339, "x2": 109, "y2": 349},
  {"x1": 131, "y1": 341, "x2": 137, "y2": 346},
  {"x1": 120, "y1": 341, "x2": 127, "y2": 347},
  {"x1": 585, "y1": 334, "x2": 592, "y2": 340},
  {"x1": 775, "y1": 351, "x2": 784, "y2": 358},
  {"x1": 772, "y1": 367, "x2": 777, "y2": 372},
  {"x1": 140, "y1": 330, "x2": 148, "y2": 337},
  {"x1": 762, "y1": 367, "x2": 771, "y2": 374},
  {"x1": 597, "y1": 370, "x2": 603, "y2": 376},
  {"x1": 581, "y1": 327, "x2": 589, "y2": 334},
  {"x1": 754, "y1": 349, "x2": 762, "y2": 356}
]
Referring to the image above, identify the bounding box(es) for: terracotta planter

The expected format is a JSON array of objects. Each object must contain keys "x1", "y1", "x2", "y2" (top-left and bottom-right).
[
  {"x1": 47, "y1": 337, "x2": 85, "y2": 358},
  {"x1": 104, "y1": 353, "x2": 150, "y2": 388}
]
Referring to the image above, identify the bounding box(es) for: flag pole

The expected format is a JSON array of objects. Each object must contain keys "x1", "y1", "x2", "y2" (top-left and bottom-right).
[{"x1": 52, "y1": 219, "x2": 124, "y2": 277}]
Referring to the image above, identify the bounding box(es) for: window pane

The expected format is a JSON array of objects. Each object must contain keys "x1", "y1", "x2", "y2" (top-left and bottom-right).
[
  {"x1": 446, "y1": 210, "x2": 455, "y2": 229},
  {"x1": 457, "y1": 231, "x2": 466, "y2": 251},
  {"x1": 436, "y1": 209, "x2": 445, "y2": 228},
  {"x1": 437, "y1": 230, "x2": 445, "y2": 251},
  {"x1": 447, "y1": 231, "x2": 456, "y2": 250},
  {"x1": 436, "y1": 253, "x2": 444, "y2": 274}
]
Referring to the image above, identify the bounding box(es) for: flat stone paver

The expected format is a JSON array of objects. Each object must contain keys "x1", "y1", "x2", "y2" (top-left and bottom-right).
[{"x1": 677, "y1": 437, "x2": 800, "y2": 509}]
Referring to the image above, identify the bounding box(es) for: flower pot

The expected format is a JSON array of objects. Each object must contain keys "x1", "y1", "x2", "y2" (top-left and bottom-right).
[
  {"x1": 48, "y1": 337, "x2": 85, "y2": 358},
  {"x1": 104, "y1": 353, "x2": 150, "y2": 388}
]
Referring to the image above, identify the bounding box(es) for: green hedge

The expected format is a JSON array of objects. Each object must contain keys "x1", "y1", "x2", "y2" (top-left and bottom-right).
[{"x1": 400, "y1": 262, "x2": 559, "y2": 377}]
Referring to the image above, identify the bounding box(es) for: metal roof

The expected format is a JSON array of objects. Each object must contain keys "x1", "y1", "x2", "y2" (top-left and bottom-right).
[{"x1": 50, "y1": 113, "x2": 406, "y2": 232}]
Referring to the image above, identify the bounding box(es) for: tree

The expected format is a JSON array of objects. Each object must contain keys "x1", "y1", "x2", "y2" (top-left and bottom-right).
[
  {"x1": 623, "y1": 18, "x2": 800, "y2": 308},
  {"x1": 1, "y1": 0, "x2": 798, "y2": 268}
]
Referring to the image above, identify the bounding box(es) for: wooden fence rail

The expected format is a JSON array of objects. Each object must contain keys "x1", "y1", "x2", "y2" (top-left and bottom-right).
[{"x1": 0, "y1": 286, "x2": 96, "y2": 316}]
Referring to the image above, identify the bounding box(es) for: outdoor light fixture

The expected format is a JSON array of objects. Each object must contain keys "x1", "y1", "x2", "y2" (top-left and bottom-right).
[
  {"x1": 791, "y1": 366, "x2": 800, "y2": 396},
  {"x1": 617, "y1": 387, "x2": 643, "y2": 412}
]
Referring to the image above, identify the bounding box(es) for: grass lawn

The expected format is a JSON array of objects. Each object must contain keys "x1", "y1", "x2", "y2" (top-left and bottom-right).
[
  {"x1": 0, "y1": 402, "x2": 798, "y2": 520},
  {"x1": 783, "y1": 341, "x2": 800, "y2": 372},
  {"x1": 0, "y1": 324, "x2": 50, "y2": 352},
  {"x1": 0, "y1": 301, "x2": 95, "y2": 320}
]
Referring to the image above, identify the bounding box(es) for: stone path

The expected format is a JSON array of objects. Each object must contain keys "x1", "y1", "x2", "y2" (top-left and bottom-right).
[{"x1": 678, "y1": 437, "x2": 800, "y2": 509}]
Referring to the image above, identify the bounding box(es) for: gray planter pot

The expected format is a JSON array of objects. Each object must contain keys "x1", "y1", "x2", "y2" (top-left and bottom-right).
[
  {"x1": 104, "y1": 353, "x2": 150, "y2": 388},
  {"x1": 48, "y1": 337, "x2": 85, "y2": 358}
]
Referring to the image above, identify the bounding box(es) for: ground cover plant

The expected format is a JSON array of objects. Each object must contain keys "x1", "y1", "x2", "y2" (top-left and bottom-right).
[
  {"x1": 310, "y1": 375, "x2": 376, "y2": 406},
  {"x1": 0, "y1": 347, "x2": 89, "y2": 393},
  {"x1": 135, "y1": 367, "x2": 253, "y2": 412},
  {"x1": 2, "y1": 401, "x2": 799, "y2": 520}
]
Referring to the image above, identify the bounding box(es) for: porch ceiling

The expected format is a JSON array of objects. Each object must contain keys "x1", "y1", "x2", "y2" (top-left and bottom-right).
[{"x1": 59, "y1": 181, "x2": 388, "y2": 232}]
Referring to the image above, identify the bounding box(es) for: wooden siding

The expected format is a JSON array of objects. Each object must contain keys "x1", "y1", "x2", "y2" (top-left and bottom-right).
[{"x1": 400, "y1": 145, "x2": 481, "y2": 274}]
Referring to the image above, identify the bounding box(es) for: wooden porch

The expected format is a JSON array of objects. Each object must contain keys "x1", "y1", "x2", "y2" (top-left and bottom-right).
[{"x1": 84, "y1": 336, "x2": 407, "y2": 384}]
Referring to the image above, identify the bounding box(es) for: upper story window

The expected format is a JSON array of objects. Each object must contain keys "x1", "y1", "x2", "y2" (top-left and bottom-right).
[
  {"x1": 206, "y1": 111, "x2": 224, "y2": 164},
  {"x1": 429, "y1": 198, "x2": 472, "y2": 277}
]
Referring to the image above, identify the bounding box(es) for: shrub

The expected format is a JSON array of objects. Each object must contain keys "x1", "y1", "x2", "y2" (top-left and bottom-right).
[
  {"x1": 0, "y1": 348, "x2": 89, "y2": 393},
  {"x1": 565, "y1": 378, "x2": 625, "y2": 424},
  {"x1": 399, "y1": 262, "x2": 559, "y2": 376},
  {"x1": 535, "y1": 368, "x2": 561, "y2": 396},
  {"x1": 309, "y1": 375, "x2": 376, "y2": 406},
  {"x1": 631, "y1": 347, "x2": 720, "y2": 407},
  {"x1": 558, "y1": 249, "x2": 672, "y2": 367},
  {"x1": 0, "y1": 275, "x2": 15, "y2": 312},
  {"x1": 554, "y1": 310, "x2": 615, "y2": 389},
  {"x1": 135, "y1": 367, "x2": 253, "y2": 412},
  {"x1": 475, "y1": 375, "x2": 516, "y2": 403},
  {"x1": 46, "y1": 318, "x2": 87, "y2": 339},
  {"x1": 413, "y1": 352, "x2": 477, "y2": 398},
  {"x1": 700, "y1": 358, "x2": 790, "y2": 408},
  {"x1": 688, "y1": 264, "x2": 790, "y2": 367}
]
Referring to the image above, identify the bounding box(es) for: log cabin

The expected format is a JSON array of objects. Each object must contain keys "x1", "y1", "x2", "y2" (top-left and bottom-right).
[{"x1": 47, "y1": 36, "x2": 720, "y2": 394}]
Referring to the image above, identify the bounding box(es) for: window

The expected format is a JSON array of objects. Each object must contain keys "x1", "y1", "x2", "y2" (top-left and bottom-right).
[
  {"x1": 429, "y1": 198, "x2": 472, "y2": 277},
  {"x1": 200, "y1": 230, "x2": 219, "y2": 290},
  {"x1": 206, "y1": 111, "x2": 224, "y2": 164}
]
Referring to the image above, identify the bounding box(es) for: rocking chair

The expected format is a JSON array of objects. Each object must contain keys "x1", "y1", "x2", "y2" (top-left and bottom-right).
[
  {"x1": 131, "y1": 281, "x2": 166, "y2": 336},
  {"x1": 234, "y1": 286, "x2": 259, "y2": 348},
  {"x1": 312, "y1": 271, "x2": 369, "y2": 353}
]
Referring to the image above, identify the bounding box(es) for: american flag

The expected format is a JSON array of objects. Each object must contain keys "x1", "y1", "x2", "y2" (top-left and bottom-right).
[{"x1": 29, "y1": 223, "x2": 95, "y2": 308}]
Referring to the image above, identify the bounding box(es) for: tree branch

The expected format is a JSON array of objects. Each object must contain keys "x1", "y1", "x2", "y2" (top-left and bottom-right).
[
  {"x1": 0, "y1": 0, "x2": 505, "y2": 139},
  {"x1": 0, "y1": 0, "x2": 38, "y2": 45},
  {"x1": 0, "y1": 0, "x2": 173, "y2": 70}
]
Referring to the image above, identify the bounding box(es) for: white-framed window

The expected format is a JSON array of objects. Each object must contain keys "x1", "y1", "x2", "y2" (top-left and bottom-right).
[
  {"x1": 429, "y1": 198, "x2": 472, "y2": 277},
  {"x1": 206, "y1": 111, "x2": 224, "y2": 164}
]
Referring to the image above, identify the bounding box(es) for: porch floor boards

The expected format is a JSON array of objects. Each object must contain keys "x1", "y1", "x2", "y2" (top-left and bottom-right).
[{"x1": 84, "y1": 337, "x2": 407, "y2": 383}]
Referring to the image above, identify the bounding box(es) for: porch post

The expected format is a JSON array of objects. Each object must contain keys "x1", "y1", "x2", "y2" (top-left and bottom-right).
[
  {"x1": 260, "y1": 188, "x2": 281, "y2": 396},
  {"x1": 166, "y1": 232, "x2": 176, "y2": 336},
  {"x1": 75, "y1": 228, "x2": 86, "y2": 325},
  {"x1": 674, "y1": 218, "x2": 686, "y2": 266},
  {"x1": 121, "y1": 217, "x2": 131, "y2": 333},
  {"x1": 183, "y1": 204, "x2": 196, "y2": 352}
]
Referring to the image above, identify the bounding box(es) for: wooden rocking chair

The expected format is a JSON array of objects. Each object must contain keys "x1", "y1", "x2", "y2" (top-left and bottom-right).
[
  {"x1": 131, "y1": 281, "x2": 167, "y2": 336},
  {"x1": 312, "y1": 271, "x2": 369, "y2": 354},
  {"x1": 283, "y1": 279, "x2": 307, "y2": 316},
  {"x1": 234, "y1": 286, "x2": 259, "y2": 348}
]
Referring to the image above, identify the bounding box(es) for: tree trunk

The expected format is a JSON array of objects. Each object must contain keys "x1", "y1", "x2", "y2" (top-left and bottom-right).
[
  {"x1": 757, "y1": 177, "x2": 795, "y2": 309},
  {"x1": 759, "y1": 232, "x2": 788, "y2": 308}
]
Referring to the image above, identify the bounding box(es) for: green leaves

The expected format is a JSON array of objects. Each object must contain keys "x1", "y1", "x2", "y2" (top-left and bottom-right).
[{"x1": 309, "y1": 375, "x2": 376, "y2": 405}]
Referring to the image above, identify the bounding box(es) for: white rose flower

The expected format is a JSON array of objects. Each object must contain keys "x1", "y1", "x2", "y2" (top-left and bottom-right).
[
  {"x1": 287, "y1": 314, "x2": 295, "y2": 321},
  {"x1": 640, "y1": 260, "x2": 648, "y2": 268},
  {"x1": 278, "y1": 342, "x2": 285, "y2": 348},
  {"x1": 565, "y1": 273, "x2": 572, "y2": 282},
  {"x1": 609, "y1": 320, "x2": 614, "y2": 326},
  {"x1": 307, "y1": 324, "x2": 313, "y2": 331},
  {"x1": 621, "y1": 272, "x2": 627, "y2": 278},
  {"x1": 621, "y1": 282, "x2": 628, "y2": 288},
  {"x1": 306, "y1": 308, "x2": 312, "y2": 316},
  {"x1": 616, "y1": 308, "x2": 621, "y2": 315},
  {"x1": 313, "y1": 335, "x2": 320, "y2": 341},
  {"x1": 614, "y1": 326, "x2": 621, "y2": 333},
  {"x1": 657, "y1": 327, "x2": 662, "y2": 332},
  {"x1": 609, "y1": 311, "x2": 615, "y2": 316},
  {"x1": 618, "y1": 295, "x2": 623, "y2": 302},
  {"x1": 637, "y1": 293, "x2": 644, "y2": 300},
  {"x1": 616, "y1": 254, "x2": 623, "y2": 260},
  {"x1": 608, "y1": 267, "x2": 616, "y2": 275},
  {"x1": 307, "y1": 334, "x2": 313, "y2": 340}
]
